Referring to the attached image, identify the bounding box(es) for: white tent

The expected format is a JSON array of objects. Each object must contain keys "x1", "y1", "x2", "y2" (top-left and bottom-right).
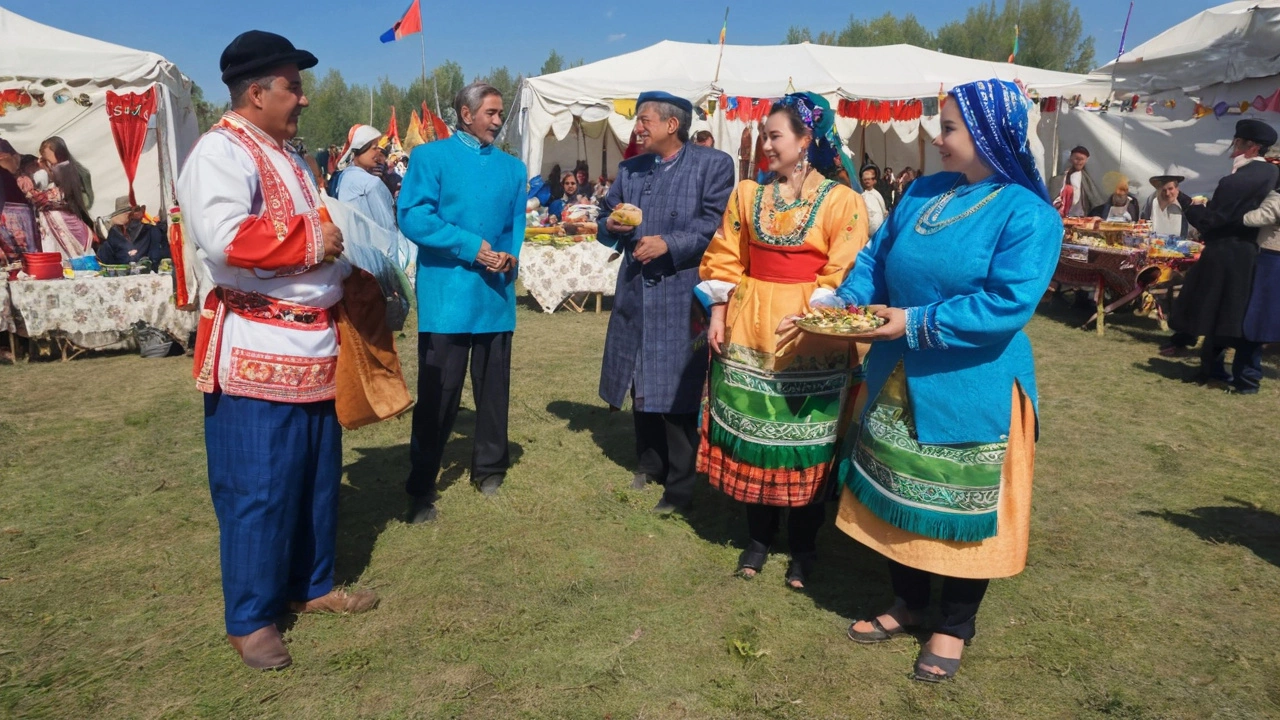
[
  {"x1": 1101, "y1": 0, "x2": 1280, "y2": 98},
  {"x1": 0, "y1": 8, "x2": 200, "y2": 222},
  {"x1": 504, "y1": 40, "x2": 1104, "y2": 182},
  {"x1": 1054, "y1": 1, "x2": 1280, "y2": 201}
]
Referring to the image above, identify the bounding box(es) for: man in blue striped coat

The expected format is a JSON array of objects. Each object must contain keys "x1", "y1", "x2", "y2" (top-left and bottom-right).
[{"x1": 596, "y1": 91, "x2": 735, "y2": 513}]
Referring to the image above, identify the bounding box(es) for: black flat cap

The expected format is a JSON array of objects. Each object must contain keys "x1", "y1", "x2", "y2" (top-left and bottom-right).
[
  {"x1": 1235, "y1": 118, "x2": 1278, "y2": 147},
  {"x1": 220, "y1": 30, "x2": 318, "y2": 85}
]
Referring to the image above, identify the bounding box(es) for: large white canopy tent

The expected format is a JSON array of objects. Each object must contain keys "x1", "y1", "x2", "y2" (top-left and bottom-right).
[
  {"x1": 1054, "y1": 0, "x2": 1280, "y2": 200},
  {"x1": 0, "y1": 8, "x2": 200, "y2": 222},
  {"x1": 504, "y1": 40, "x2": 1104, "y2": 184}
]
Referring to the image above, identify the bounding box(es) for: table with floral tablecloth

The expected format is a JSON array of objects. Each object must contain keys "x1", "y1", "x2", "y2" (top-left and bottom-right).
[
  {"x1": 5, "y1": 274, "x2": 198, "y2": 358},
  {"x1": 520, "y1": 241, "x2": 620, "y2": 313}
]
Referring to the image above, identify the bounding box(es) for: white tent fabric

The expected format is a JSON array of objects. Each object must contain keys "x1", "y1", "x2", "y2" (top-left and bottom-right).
[
  {"x1": 1100, "y1": 0, "x2": 1280, "y2": 96},
  {"x1": 0, "y1": 8, "x2": 200, "y2": 222},
  {"x1": 508, "y1": 40, "x2": 1104, "y2": 180}
]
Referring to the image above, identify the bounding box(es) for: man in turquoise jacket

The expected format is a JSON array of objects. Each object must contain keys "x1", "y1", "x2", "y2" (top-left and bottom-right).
[{"x1": 398, "y1": 82, "x2": 527, "y2": 523}]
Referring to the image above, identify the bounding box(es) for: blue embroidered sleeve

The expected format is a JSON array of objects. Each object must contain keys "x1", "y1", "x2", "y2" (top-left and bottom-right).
[{"x1": 905, "y1": 304, "x2": 946, "y2": 351}]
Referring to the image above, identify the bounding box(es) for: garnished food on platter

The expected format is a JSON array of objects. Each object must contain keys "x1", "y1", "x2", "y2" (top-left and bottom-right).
[
  {"x1": 795, "y1": 306, "x2": 887, "y2": 336},
  {"x1": 609, "y1": 203, "x2": 643, "y2": 227}
]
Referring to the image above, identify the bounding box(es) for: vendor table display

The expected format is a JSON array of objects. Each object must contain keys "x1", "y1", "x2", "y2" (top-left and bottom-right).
[
  {"x1": 1051, "y1": 218, "x2": 1201, "y2": 335},
  {"x1": 4, "y1": 273, "x2": 196, "y2": 360},
  {"x1": 521, "y1": 227, "x2": 619, "y2": 313}
]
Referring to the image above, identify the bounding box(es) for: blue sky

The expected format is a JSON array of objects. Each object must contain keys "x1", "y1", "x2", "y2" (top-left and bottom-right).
[{"x1": 9, "y1": 0, "x2": 1217, "y2": 95}]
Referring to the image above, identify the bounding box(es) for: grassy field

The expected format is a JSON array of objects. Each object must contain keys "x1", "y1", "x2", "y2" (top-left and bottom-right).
[{"x1": 1, "y1": 293, "x2": 1278, "y2": 719}]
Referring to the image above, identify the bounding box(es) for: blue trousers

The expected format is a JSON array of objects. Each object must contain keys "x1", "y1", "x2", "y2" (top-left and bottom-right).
[{"x1": 204, "y1": 393, "x2": 342, "y2": 636}]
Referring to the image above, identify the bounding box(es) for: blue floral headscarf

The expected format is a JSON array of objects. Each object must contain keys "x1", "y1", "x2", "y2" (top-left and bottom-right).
[
  {"x1": 776, "y1": 92, "x2": 858, "y2": 185},
  {"x1": 950, "y1": 79, "x2": 1051, "y2": 204}
]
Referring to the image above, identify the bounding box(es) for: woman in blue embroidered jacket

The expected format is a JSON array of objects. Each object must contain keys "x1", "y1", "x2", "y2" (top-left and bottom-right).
[{"x1": 787, "y1": 80, "x2": 1062, "y2": 682}]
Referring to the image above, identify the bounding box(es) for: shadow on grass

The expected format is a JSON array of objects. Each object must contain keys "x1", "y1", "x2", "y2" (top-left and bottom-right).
[
  {"x1": 333, "y1": 410, "x2": 525, "y2": 584},
  {"x1": 545, "y1": 400, "x2": 634, "y2": 471},
  {"x1": 1141, "y1": 498, "x2": 1280, "y2": 569},
  {"x1": 1134, "y1": 356, "x2": 1197, "y2": 381}
]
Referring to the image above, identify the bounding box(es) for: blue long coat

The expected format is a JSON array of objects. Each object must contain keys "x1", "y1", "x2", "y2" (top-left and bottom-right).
[{"x1": 596, "y1": 143, "x2": 735, "y2": 414}]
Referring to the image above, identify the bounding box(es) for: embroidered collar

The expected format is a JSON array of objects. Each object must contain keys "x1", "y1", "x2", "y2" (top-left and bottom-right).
[
  {"x1": 221, "y1": 112, "x2": 287, "y2": 152},
  {"x1": 654, "y1": 145, "x2": 684, "y2": 165},
  {"x1": 455, "y1": 128, "x2": 489, "y2": 151}
]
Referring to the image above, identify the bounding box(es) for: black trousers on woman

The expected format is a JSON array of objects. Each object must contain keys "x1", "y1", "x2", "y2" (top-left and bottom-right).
[
  {"x1": 745, "y1": 502, "x2": 826, "y2": 554},
  {"x1": 887, "y1": 560, "x2": 990, "y2": 641}
]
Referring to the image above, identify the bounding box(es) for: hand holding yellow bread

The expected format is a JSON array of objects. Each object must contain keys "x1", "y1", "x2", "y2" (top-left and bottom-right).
[{"x1": 610, "y1": 203, "x2": 643, "y2": 227}]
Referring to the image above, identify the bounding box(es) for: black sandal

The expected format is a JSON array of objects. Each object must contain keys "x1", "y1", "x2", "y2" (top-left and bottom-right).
[
  {"x1": 784, "y1": 552, "x2": 816, "y2": 589},
  {"x1": 912, "y1": 650, "x2": 962, "y2": 683},
  {"x1": 847, "y1": 616, "x2": 918, "y2": 644},
  {"x1": 735, "y1": 541, "x2": 769, "y2": 579}
]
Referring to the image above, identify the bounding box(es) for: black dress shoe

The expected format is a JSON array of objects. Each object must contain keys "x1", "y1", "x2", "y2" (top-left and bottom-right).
[
  {"x1": 631, "y1": 472, "x2": 659, "y2": 490},
  {"x1": 476, "y1": 474, "x2": 505, "y2": 496},
  {"x1": 652, "y1": 498, "x2": 690, "y2": 515},
  {"x1": 407, "y1": 496, "x2": 438, "y2": 524}
]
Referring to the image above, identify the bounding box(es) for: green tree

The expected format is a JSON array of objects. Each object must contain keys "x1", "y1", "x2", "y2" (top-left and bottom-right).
[
  {"x1": 539, "y1": 49, "x2": 565, "y2": 76},
  {"x1": 189, "y1": 82, "x2": 228, "y2": 132},
  {"x1": 784, "y1": 0, "x2": 1095, "y2": 73},
  {"x1": 480, "y1": 66, "x2": 522, "y2": 105}
]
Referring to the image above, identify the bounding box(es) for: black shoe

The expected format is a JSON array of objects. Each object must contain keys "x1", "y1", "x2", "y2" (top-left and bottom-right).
[
  {"x1": 631, "y1": 472, "x2": 658, "y2": 490},
  {"x1": 476, "y1": 474, "x2": 505, "y2": 497},
  {"x1": 407, "y1": 496, "x2": 438, "y2": 524},
  {"x1": 652, "y1": 498, "x2": 690, "y2": 515},
  {"x1": 1226, "y1": 385, "x2": 1260, "y2": 395},
  {"x1": 784, "y1": 552, "x2": 816, "y2": 590}
]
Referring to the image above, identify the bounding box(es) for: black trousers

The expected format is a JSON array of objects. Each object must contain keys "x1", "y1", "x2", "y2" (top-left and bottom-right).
[
  {"x1": 406, "y1": 332, "x2": 511, "y2": 500},
  {"x1": 1201, "y1": 337, "x2": 1265, "y2": 391},
  {"x1": 633, "y1": 411, "x2": 698, "y2": 506},
  {"x1": 745, "y1": 503, "x2": 826, "y2": 555},
  {"x1": 888, "y1": 560, "x2": 990, "y2": 641}
]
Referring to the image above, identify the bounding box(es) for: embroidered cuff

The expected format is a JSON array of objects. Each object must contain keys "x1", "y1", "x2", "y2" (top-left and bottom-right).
[
  {"x1": 695, "y1": 279, "x2": 736, "y2": 305},
  {"x1": 304, "y1": 208, "x2": 325, "y2": 267},
  {"x1": 905, "y1": 304, "x2": 947, "y2": 351},
  {"x1": 808, "y1": 288, "x2": 840, "y2": 308}
]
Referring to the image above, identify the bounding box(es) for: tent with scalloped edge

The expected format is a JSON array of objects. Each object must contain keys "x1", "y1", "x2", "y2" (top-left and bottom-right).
[
  {"x1": 1050, "y1": 1, "x2": 1280, "y2": 202},
  {"x1": 500, "y1": 40, "x2": 1106, "y2": 185},
  {"x1": 0, "y1": 8, "x2": 199, "y2": 223}
]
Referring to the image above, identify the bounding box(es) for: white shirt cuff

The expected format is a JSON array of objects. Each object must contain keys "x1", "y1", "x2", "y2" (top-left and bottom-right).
[
  {"x1": 695, "y1": 279, "x2": 736, "y2": 305},
  {"x1": 808, "y1": 289, "x2": 845, "y2": 309}
]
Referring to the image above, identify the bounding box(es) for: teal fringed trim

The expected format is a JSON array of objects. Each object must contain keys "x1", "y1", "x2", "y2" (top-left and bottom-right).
[
  {"x1": 708, "y1": 420, "x2": 835, "y2": 471},
  {"x1": 837, "y1": 458, "x2": 998, "y2": 543}
]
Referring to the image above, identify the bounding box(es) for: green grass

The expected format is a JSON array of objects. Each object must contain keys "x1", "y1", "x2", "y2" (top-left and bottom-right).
[{"x1": 2, "y1": 294, "x2": 1279, "y2": 719}]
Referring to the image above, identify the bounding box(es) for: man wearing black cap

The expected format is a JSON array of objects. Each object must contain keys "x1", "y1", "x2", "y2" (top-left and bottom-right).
[
  {"x1": 1166, "y1": 118, "x2": 1280, "y2": 393},
  {"x1": 1049, "y1": 146, "x2": 1103, "y2": 218},
  {"x1": 176, "y1": 30, "x2": 376, "y2": 671},
  {"x1": 597, "y1": 90, "x2": 735, "y2": 514}
]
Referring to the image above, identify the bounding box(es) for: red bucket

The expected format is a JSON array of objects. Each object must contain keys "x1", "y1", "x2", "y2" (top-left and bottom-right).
[{"x1": 23, "y1": 254, "x2": 65, "y2": 280}]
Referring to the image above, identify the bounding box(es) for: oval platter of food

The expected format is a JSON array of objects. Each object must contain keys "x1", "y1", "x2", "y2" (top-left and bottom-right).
[{"x1": 795, "y1": 306, "x2": 887, "y2": 337}]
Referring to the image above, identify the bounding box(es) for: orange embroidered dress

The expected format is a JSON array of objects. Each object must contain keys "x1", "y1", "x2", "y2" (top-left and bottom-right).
[
  {"x1": 697, "y1": 171, "x2": 869, "y2": 506},
  {"x1": 177, "y1": 112, "x2": 351, "y2": 402}
]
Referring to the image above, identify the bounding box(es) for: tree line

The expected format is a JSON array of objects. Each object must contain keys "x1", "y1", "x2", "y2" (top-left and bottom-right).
[
  {"x1": 786, "y1": 0, "x2": 1096, "y2": 74},
  {"x1": 190, "y1": 0, "x2": 1096, "y2": 146},
  {"x1": 191, "y1": 50, "x2": 584, "y2": 150}
]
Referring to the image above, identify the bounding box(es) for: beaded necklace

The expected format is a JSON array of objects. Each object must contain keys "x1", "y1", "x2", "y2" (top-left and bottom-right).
[{"x1": 915, "y1": 177, "x2": 1007, "y2": 235}]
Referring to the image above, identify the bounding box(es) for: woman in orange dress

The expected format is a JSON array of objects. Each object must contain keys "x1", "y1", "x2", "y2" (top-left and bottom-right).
[{"x1": 697, "y1": 92, "x2": 869, "y2": 589}]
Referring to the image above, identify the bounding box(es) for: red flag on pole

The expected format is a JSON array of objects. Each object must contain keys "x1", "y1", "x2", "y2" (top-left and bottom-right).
[{"x1": 379, "y1": 0, "x2": 422, "y2": 43}]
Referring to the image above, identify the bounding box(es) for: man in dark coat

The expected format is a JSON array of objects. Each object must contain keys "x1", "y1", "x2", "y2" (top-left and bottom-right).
[
  {"x1": 97, "y1": 196, "x2": 170, "y2": 266},
  {"x1": 1167, "y1": 118, "x2": 1279, "y2": 393},
  {"x1": 597, "y1": 90, "x2": 735, "y2": 514}
]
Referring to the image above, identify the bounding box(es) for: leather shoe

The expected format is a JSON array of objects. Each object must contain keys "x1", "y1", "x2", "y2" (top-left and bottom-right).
[
  {"x1": 653, "y1": 498, "x2": 690, "y2": 515},
  {"x1": 289, "y1": 589, "x2": 379, "y2": 615},
  {"x1": 227, "y1": 625, "x2": 292, "y2": 671},
  {"x1": 631, "y1": 472, "x2": 658, "y2": 490},
  {"x1": 476, "y1": 474, "x2": 505, "y2": 496},
  {"x1": 407, "y1": 495, "x2": 438, "y2": 524}
]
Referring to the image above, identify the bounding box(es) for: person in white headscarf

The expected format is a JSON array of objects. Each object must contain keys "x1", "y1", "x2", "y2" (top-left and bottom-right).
[{"x1": 332, "y1": 125, "x2": 396, "y2": 232}]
